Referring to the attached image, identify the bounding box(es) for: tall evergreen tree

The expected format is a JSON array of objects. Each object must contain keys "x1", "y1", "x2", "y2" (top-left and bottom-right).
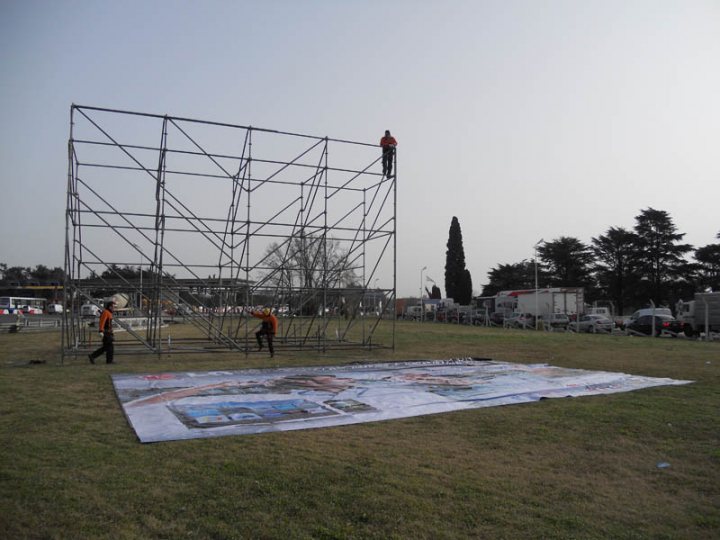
[
  {"x1": 481, "y1": 261, "x2": 536, "y2": 296},
  {"x1": 444, "y1": 216, "x2": 473, "y2": 304},
  {"x1": 538, "y1": 237, "x2": 594, "y2": 288},
  {"x1": 632, "y1": 207, "x2": 692, "y2": 306},
  {"x1": 460, "y1": 269, "x2": 473, "y2": 304},
  {"x1": 694, "y1": 242, "x2": 720, "y2": 292},
  {"x1": 591, "y1": 227, "x2": 637, "y2": 314}
]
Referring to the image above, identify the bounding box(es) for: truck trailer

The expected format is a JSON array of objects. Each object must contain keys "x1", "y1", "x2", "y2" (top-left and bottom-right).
[
  {"x1": 503, "y1": 288, "x2": 585, "y2": 319},
  {"x1": 677, "y1": 292, "x2": 720, "y2": 338}
]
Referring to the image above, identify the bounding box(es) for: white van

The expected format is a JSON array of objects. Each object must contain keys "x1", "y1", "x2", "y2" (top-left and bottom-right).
[
  {"x1": 588, "y1": 307, "x2": 611, "y2": 318},
  {"x1": 80, "y1": 304, "x2": 101, "y2": 317},
  {"x1": 47, "y1": 303, "x2": 64, "y2": 314}
]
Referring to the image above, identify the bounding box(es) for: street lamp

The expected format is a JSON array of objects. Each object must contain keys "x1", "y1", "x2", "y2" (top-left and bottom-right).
[
  {"x1": 132, "y1": 244, "x2": 143, "y2": 315},
  {"x1": 373, "y1": 278, "x2": 380, "y2": 314},
  {"x1": 420, "y1": 266, "x2": 427, "y2": 323},
  {"x1": 534, "y1": 239, "x2": 544, "y2": 330}
]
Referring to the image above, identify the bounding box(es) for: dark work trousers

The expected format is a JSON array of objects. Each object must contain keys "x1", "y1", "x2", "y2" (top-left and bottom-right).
[
  {"x1": 256, "y1": 324, "x2": 275, "y2": 356},
  {"x1": 90, "y1": 333, "x2": 114, "y2": 363},
  {"x1": 382, "y1": 147, "x2": 395, "y2": 177}
]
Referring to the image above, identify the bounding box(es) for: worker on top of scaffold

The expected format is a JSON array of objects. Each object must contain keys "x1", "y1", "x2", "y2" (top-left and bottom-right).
[{"x1": 380, "y1": 130, "x2": 397, "y2": 178}]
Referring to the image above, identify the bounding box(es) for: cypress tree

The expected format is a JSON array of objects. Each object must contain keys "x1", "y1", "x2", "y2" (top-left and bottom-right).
[{"x1": 445, "y1": 216, "x2": 473, "y2": 304}]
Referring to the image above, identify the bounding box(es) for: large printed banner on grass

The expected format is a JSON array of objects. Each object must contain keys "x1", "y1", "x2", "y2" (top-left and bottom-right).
[{"x1": 111, "y1": 359, "x2": 691, "y2": 443}]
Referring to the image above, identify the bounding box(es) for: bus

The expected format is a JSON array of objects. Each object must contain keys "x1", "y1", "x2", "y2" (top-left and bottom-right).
[{"x1": 0, "y1": 296, "x2": 47, "y2": 315}]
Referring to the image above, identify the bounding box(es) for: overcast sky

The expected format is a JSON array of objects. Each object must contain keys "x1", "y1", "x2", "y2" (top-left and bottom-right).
[{"x1": 1, "y1": 0, "x2": 718, "y2": 296}]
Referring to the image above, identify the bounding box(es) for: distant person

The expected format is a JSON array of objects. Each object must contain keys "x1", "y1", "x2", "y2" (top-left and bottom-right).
[
  {"x1": 380, "y1": 130, "x2": 397, "y2": 178},
  {"x1": 252, "y1": 307, "x2": 278, "y2": 357},
  {"x1": 89, "y1": 301, "x2": 115, "y2": 364}
]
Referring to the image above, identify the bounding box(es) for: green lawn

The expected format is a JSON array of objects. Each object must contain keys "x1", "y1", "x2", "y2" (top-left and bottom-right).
[{"x1": 1, "y1": 322, "x2": 719, "y2": 539}]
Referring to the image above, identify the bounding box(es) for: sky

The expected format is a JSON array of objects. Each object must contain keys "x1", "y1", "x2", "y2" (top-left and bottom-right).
[{"x1": 1, "y1": 0, "x2": 719, "y2": 297}]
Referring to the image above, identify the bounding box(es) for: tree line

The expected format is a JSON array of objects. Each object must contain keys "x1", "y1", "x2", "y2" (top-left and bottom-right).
[
  {"x1": 0, "y1": 264, "x2": 65, "y2": 285},
  {"x1": 480, "y1": 207, "x2": 719, "y2": 313},
  {"x1": 0, "y1": 264, "x2": 163, "y2": 285}
]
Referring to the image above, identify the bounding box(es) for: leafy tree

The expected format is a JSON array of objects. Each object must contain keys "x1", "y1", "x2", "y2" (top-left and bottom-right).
[
  {"x1": 591, "y1": 227, "x2": 637, "y2": 314},
  {"x1": 0, "y1": 266, "x2": 31, "y2": 283},
  {"x1": 632, "y1": 208, "x2": 693, "y2": 306},
  {"x1": 262, "y1": 236, "x2": 356, "y2": 290},
  {"x1": 31, "y1": 265, "x2": 52, "y2": 282},
  {"x1": 481, "y1": 261, "x2": 535, "y2": 296},
  {"x1": 101, "y1": 264, "x2": 141, "y2": 280},
  {"x1": 444, "y1": 217, "x2": 473, "y2": 304},
  {"x1": 45, "y1": 267, "x2": 65, "y2": 283},
  {"x1": 694, "y1": 242, "x2": 720, "y2": 292},
  {"x1": 261, "y1": 235, "x2": 358, "y2": 314},
  {"x1": 0, "y1": 264, "x2": 66, "y2": 284},
  {"x1": 538, "y1": 237, "x2": 594, "y2": 288}
]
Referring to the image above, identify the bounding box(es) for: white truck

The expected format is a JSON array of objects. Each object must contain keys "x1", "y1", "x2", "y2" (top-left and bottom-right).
[
  {"x1": 47, "y1": 303, "x2": 64, "y2": 314},
  {"x1": 513, "y1": 288, "x2": 584, "y2": 319},
  {"x1": 80, "y1": 303, "x2": 101, "y2": 317},
  {"x1": 405, "y1": 305, "x2": 423, "y2": 320},
  {"x1": 676, "y1": 292, "x2": 720, "y2": 338}
]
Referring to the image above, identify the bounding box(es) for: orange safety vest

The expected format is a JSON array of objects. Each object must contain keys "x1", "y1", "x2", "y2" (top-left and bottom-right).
[
  {"x1": 252, "y1": 311, "x2": 278, "y2": 334},
  {"x1": 99, "y1": 309, "x2": 113, "y2": 333}
]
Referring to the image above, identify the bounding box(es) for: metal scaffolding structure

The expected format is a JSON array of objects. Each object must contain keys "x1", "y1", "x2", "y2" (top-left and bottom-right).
[{"x1": 63, "y1": 105, "x2": 396, "y2": 360}]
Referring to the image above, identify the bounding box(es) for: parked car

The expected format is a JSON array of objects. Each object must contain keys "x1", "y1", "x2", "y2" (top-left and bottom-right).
[
  {"x1": 588, "y1": 307, "x2": 612, "y2": 318},
  {"x1": 625, "y1": 315, "x2": 683, "y2": 336},
  {"x1": 542, "y1": 313, "x2": 570, "y2": 329},
  {"x1": 504, "y1": 312, "x2": 535, "y2": 329},
  {"x1": 471, "y1": 309, "x2": 488, "y2": 325},
  {"x1": 621, "y1": 307, "x2": 673, "y2": 329},
  {"x1": 22, "y1": 305, "x2": 44, "y2": 315},
  {"x1": 489, "y1": 312, "x2": 505, "y2": 326},
  {"x1": 576, "y1": 314, "x2": 614, "y2": 333},
  {"x1": 405, "y1": 306, "x2": 423, "y2": 320}
]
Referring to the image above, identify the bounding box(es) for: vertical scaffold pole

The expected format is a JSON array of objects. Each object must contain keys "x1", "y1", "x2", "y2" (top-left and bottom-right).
[
  {"x1": 362, "y1": 187, "x2": 368, "y2": 346},
  {"x1": 244, "y1": 127, "x2": 253, "y2": 355},
  {"x1": 392, "y1": 149, "x2": 398, "y2": 350},
  {"x1": 62, "y1": 105, "x2": 76, "y2": 364},
  {"x1": 149, "y1": 116, "x2": 168, "y2": 353},
  {"x1": 322, "y1": 138, "x2": 329, "y2": 353}
]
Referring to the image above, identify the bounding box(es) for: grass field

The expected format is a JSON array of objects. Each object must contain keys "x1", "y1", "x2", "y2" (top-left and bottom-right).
[{"x1": 1, "y1": 321, "x2": 719, "y2": 539}]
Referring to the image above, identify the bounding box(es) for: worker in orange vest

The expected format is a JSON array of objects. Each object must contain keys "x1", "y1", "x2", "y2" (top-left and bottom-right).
[
  {"x1": 251, "y1": 307, "x2": 278, "y2": 357},
  {"x1": 380, "y1": 130, "x2": 397, "y2": 178},
  {"x1": 89, "y1": 301, "x2": 115, "y2": 364}
]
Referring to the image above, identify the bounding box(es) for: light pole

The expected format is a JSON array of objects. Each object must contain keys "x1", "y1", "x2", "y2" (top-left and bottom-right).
[
  {"x1": 132, "y1": 244, "x2": 143, "y2": 315},
  {"x1": 649, "y1": 299, "x2": 656, "y2": 338},
  {"x1": 534, "y1": 239, "x2": 543, "y2": 330},
  {"x1": 420, "y1": 266, "x2": 427, "y2": 322},
  {"x1": 373, "y1": 278, "x2": 380, "y2": 314}
]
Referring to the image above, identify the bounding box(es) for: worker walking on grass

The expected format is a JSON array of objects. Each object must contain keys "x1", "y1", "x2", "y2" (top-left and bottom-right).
[
  {"x1": 380, "y1": 129, "x2": 397, "y2": 178},
  {"x1": 89, "y1": 301, "x2": 115, "y2": 364},
  {"x1": 252, "y1": 307, "x2": 278, "y2": 357}
]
